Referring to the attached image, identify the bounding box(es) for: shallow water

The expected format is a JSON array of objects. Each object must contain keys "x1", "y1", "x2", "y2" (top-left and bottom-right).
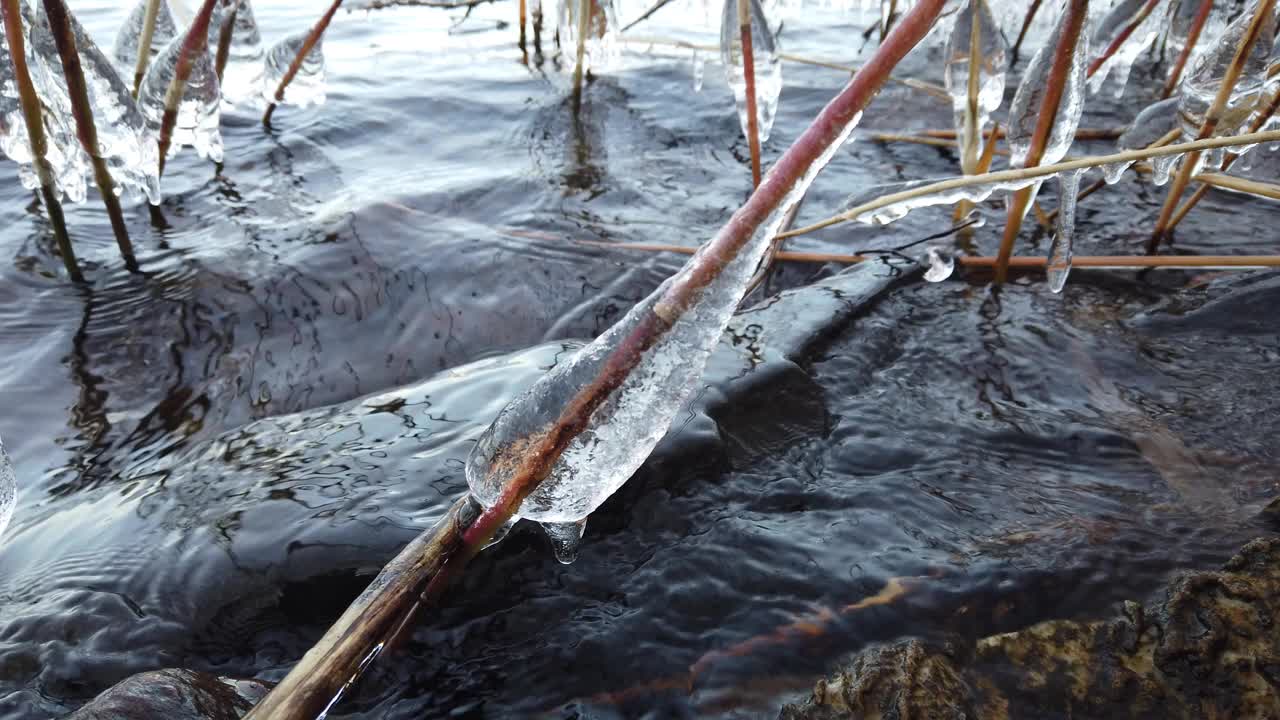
[{"x1": 0, "y1": 2, "x2": 1278, "y2": 718}]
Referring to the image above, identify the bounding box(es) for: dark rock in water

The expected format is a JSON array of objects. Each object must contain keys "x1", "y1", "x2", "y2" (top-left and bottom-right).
[
  {"x1": 64, "y1": 670, "x2": 270, "y2": 720},
  {"x1": 780, "y1": 537, "x2": 1280, "y2": 720}
]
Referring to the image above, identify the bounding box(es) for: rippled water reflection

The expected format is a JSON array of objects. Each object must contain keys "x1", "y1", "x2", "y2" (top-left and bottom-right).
[{"x1": 0, "y1": 2, "x2": 1278, "y2": 718}]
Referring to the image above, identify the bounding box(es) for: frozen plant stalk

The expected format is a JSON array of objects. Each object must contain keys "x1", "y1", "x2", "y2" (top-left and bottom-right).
[
  {"x1": 210, "y1": 0, "x2": 264, "y2": 106},
  {"x1": 943, "y1": 0, "x2": 1006, "y2": 175},
  {"x1": 720, "y1": 0, "x2": 782, "y2": 143},
  {"x1": 261, "y1": 30, "x2": 324, "y2": 108},
  {"x1": 557, "y1": 0, "x2": 618, "y2": 77},
  {"x1": 138, "y1": 30, "x2": 224, "y2": 164},
  {"x1": 0, "y1": 435, "x2": 12, "y2": 540}
]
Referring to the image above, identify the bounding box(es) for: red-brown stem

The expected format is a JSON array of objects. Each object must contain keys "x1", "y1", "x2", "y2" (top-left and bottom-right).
[
  {"x1": 994, "y1": 0, "x2": 1089, "y2": 285},
  {"x1": 518, "y1": 0, "x2": 527, "y2": 49},
  {"x1": 1166, "y1": 78, "x2": 1280, "y2": 232},
  {"x1": 740, "y1": 0, "x2": 762, "y2": 187},
  {"x1": 1148, "y1": 0, "x2": 1273, "y2": 253},
  {"x1": 245, "y1": 2, "x2": 948, "y2": 717},
  {"x1": 1, "y1": 0, "x2": 80, "y2": 281},
  {"x1": 1086, "y1": 0, "x2": 1162, "y2": 78},
  {"x1": 42, "y1": 0, "x2": 136, "y2": 269},
  {"x1": 1011, "y1": 0, "x2": 1044, "y2": 63},
  {"x1": 262, "y1": 0, "x2": 344, "y2": 127},
  {"x1": 1162, "y1": 0, "x2": 1212, "y2": 98},
  {"x1": 214, "y1": 0, "x2": 238, "y2": 82},
  {"x1": 156, "y1": 0, "x2": 219, "y2": 177}
]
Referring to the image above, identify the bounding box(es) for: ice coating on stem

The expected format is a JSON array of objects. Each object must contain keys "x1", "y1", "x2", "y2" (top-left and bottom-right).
[
  {"x1": 0, "y1": 13, "x2": 23, "y2": 155},
  {"x1": 558, "y1": 0, "x2": 619, "y2": 76},
  {"x1": 837, "y1": 173, "x2": 1041, "y2": 226},
  {"x1": 1087, "y1": 0, "x2": 1166, "y2": 98},
  {"x1": 1046, "y1": 169, "x2": 1081, "y2": 293},
  {"x1": 719, "y1": 0, "x2": 782, "y2": 143},
  {"x1": 1166, "y1": 0, "x2": 1230, "y2": 67},
  {"x1": 1103, "y1": 96, "x2": 1179, "y2": 183},
  {"x1": 1006, "y1": 4, "x2": 1089, "y2": 169},
  {"x1": 0, "y1": 435, "x2": 13, "y2": 541},
  {"x1": 113, "y1": 0, "x2": 177, "y2": 70},
  {"x1": 209, "y1": 0, "x2": 263, "y2": 106},
  {"x1": 26, "y1": 2, "x2": 162, "y2": 203},
  {"x1": 942, "y1": 0, "x2": 1007, "y2": 173},
  {"x1": 1178, "y1": 6, "x2": 1277, "y2": 140},
  {"x1": 138, "y1": 31, "x2": 223, "y2": 162},
  {"x1": 692, "y1": 48, "x2": 704, "y2": 92},
  {"x1": 923, "y1": 246, "x2": 954, "y2": 282},
  {"x1": 466, "y1": 113, "x2": 865, "y2": 561},
  {"x1": 261, "y1": 31, "x2": 325, "y2": 108}
]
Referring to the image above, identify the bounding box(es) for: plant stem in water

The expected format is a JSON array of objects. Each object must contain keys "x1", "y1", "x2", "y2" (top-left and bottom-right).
[
  {"x1": 571, "y1": 0, "x2": 590, "y2": 110},
  {"x1": 263, "y1": 0, "x2": 345, "y2": 127},
  {"x1": 158, "y1": 0, "x2": 220, "y2": 176},
  {"x1": 1, "y1": 0, "x2": 80, "y2": 281},
  {"x1": 132, "y1": 0, "x2": 162, "y2": 97},
  {"x1": 738, "y1": 0, "x2": 761, "y2": 186},
  {"x1": 42, "y1": 0, "x2": 136, "y2": 269}
]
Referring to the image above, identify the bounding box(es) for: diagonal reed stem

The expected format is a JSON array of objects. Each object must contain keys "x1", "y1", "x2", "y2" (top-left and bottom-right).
[
  {"x1": 1146, "y1": 0, "x2": 1273, "y2": 253},
  {"x1": 131, "y1": 0, "x2": 162, "y2": 97},
  {"x1": 243, "y1": 3, "x2": 949, "y2": 718},
  {"x1": 263, "y1": 0, "x2": 344, "y2": 127},
  {"x1": 994, "y1": 0, "x2": 1089, "y2": 285},
  {"x1": 1011, "y1": 0, "x2": 1043, "y2": 64},
  {"x1": 738, "y1": 0, "x2": 761, "y2": 186},
  {"x1": 157, "y1": 0, "x2": 219, "y2": 177},
  {"x1": 42, "y1": 0, "x2": 136, "y2": 270},
  {"x1": 1162, "y1": 0, "x2": 1212, "y2": 98},
  {"x1": 1086, "y1": 0, "x2": 1162, "y2": 78},
  {"x1": 776, "y1": 127, "x2": 1280, "y2": 239},
  {"x1": 214, "y1": 0, "x2": 239, "y2": 82},
  {"x1": 2, "y1": 0, "x2": 80, "y2": 281}
]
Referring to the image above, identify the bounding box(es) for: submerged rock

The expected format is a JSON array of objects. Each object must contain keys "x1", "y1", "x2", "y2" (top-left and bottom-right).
[
  {"x1": 65, "y1": 669, "x2": 270, "y2": 720},
  {"x1": 781, "y1": 537, "x2": 1280, "y2": 720}
]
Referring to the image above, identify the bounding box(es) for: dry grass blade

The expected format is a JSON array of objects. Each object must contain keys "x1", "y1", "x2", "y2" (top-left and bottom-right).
[
  {"x1": 1147, "y1": 0, "x2": 1274, "y2": 253},
  {"x1": 1, "y1": 0, "x2": 80, "y2": 281},
  {"x1": 994, "y1": 0, "x2": 1089, "y2": 285},
  {"x1": 263, "y1": 0, "x2": 344, "y2": 127},
  {"x1": 1193, "y1": 171, "x2": 1280, "y2": 200},
  {"x1": 131, "y1": 0, "x2": 162, "y2": 97},
  {"x1": 41, "y1": 0, "x2": 136, "y2": 269},
  {"x1": 776, "y1": 127, "x2": 1280, "y2": 239},
  {"x1": 157, "y1": 0, "x2": 219, "y2": 176}
]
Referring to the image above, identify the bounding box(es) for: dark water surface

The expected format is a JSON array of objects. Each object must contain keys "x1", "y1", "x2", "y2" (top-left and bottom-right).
[{"x1": 1, "y1": 2, "x2": 1279, "y2": 718}]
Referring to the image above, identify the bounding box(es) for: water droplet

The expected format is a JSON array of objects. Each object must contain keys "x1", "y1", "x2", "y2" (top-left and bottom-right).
[{"x1": 540, "y1": 518, "x2": 587, "y2": 564}]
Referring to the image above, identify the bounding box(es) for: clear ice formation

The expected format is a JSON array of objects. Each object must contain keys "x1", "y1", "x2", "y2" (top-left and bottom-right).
[
  {"x1": 1177, "y1": 5, "x2": 1276, "y2": 143},
  {"x1": 0, "y1": 435, "x2": 14, "y2": 542},
  {"x1": 209, "y1": 0, "x2": 264, "y2": 106},
  {"x1": 942, "y1": 0, "x2": 1007, "y2": 174},
  {"x1": 557, "y1": 0, "x2": 620, "y2": 77},
  {"x1": 1046, "y1": 169, "x2": 1081, "y2": 293},
  {"x1": 113, "y1": 0, "x2": 178, "y2": 72},
  {"x1": 466, "y1": 113, "x2": 866, "y2": 564},
  {"x1": 923, "y1": 246, "x2": 955, "y2": 282},
  {"x1": 719, "y1": 0, "x2": 782, "y2": 143},
  {"x1": 1087, "y1": 0, "x2": 1167, "y2": 98},
  {"x1": 261, "y1": 31, "x2": 326, "y2": 108},
  {"x1": 26, "y1": 2, "x2": 162, "y2": 203},
  {"x1": 837, "y1": 173, "x2": 1041, "y2": 227},
  {"x1": 1104, "y1": 96, "x2": 1180, "y2": 184},
  {"x1": 1006, "y1": 3, "x2": 1089, "y2": 170},
  {"x1": 138, "y1": 31, "x2": 224, "y2": 163},
  {"x1": 692, "y1": 48, "x2": 705, "y2": 93}
]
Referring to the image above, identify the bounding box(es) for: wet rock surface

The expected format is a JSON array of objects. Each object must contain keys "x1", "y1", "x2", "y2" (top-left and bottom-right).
[
  {"x1": 63, "y1": 670, "x2": 270, "y2": 720},
  {"x1": 781, "y1": 537, "x2": 1280, "y2": 720}
]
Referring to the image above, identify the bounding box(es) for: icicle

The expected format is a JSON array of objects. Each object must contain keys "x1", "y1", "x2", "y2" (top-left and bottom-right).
[
  {"x1": 261, "y1": 31, "x2": 325, "y2": 108},
  {"x1": 1151, "y1": 152, "x2": 1178, "y2": 185},
  {"x1": 1086, "y1": 0, "x2": 1166, "y2": 98},
  {"x1": 26, "y1": 2, "x2": 161, "y2": 203},
  {"x1": 719, "y1": 0, "x2": 782, "y2": 143},
  {"x1": 138, "y1": 32, "x2": 224, "y2": 163},
  {"x1": 1178, "y1": 6, "x2": 1276, "y2": 140},
  {"x1": 0, "y1": 435, "x2": 13, "y2": 541},
  {"x1": 465, "y1": 111, "x2": 866, "y2": 563},
  {"x1": 113, "y1": 0, "x2": 177, "y2": 70},
  {"x1": 942, "y1": 0, "x2": 1007, "y2": 174},
  {"x1": 1006, "y1": 4, "x2": 1089, "y2": 169},
  {"x1": 1046, "y1": 169, "x2": 1081, "y2": 293},
  {"x1": 209, "y1": 0, "x2": 263, "y2": 106},
  {"x1": 692, "y1": 47, "x2": 704, "y2": 92},
  {"x1": 558, "y1": 0, "x2": 620, "y2": 76},
  {"x1": 1103, "y1": 96, "x2": 1179, "y2": 184},
  {"x1": 923, "y1": 246, "x2": 954, "y2": 282},
  {"x1": 541, "y1": 518, "x2": 588, "y2": 564}
]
